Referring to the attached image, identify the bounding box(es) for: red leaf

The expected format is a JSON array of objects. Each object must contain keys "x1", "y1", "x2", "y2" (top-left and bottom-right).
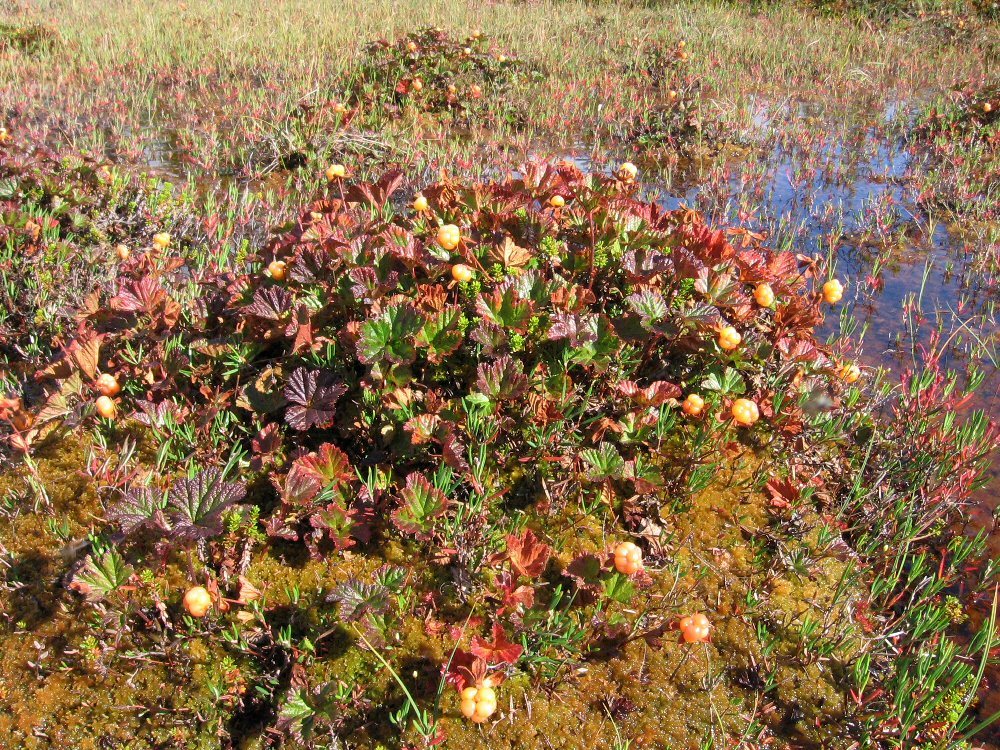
[
  {"x1": 470, "y1": 623, "x2": 523, "y2": 666},
  {"x1": 765, "y1": 478, "x2": 800, "y2": 510},
  {"x1": 496, "y1": 572, "x2": 535, "y2": 615},
  {"x1": 617, "y1": 379, "x2": 681, "y2": 407},
  {"x1": 288, "y1": 305, "x2": 314, "y2": 354},
  {"x1": 444, "y1": 650, "x2": 486, "y2": 692},
  {"x1": 505, "y1": 528, "x2": 551, "y2": 579},
  {"x1": 298, "y1": 443, "x2": 354, "y2": 486},
  {"x1": 111, "y1": 275, "x2": 168, "y2": 316}
]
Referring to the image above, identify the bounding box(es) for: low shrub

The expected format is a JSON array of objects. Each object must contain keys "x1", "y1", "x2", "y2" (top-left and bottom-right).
[
  {"x1": 0, "y1": 132, "x2": 996, "y2": 747},
  {"x1": 348, "y1": 27, "x2": 543, "y2": 129}
]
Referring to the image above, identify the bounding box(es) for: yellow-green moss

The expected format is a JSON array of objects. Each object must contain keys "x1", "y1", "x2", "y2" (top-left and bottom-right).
[{"x1": 0, "y1": 434, "x2": 867, "y2": 749}]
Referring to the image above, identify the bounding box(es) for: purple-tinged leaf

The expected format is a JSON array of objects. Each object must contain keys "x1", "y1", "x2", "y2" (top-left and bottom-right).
[
  {"x1": 108, "y1": 487, "x2": 167, "y2": 536},
  {"x1": 349, "y1": 266, "x2": 399, "y2": 302},
  {"x1": 167, "y1": 468, "x2": 246, "y2": 541},
  {"x1": 622, "y1": 249, "x2": 674, "y2": 281},
  {"x1": 132, "y1": 399, "x2": 178, "y2": 428},
  {"x1": 477, "y1": 356, "x2": 528, "y2": 401},
  {"x1": 327, "y1": 578, "x2": 392, "y2": 622},
  {"x1": 548, "y1": 312, "x2": 599, "y2": 346},
  {"x1": 289, "y1": 245, "x2": 336, "y2": 284},
  {"x1": 265, "y1": 514, "x2": 301, "y2": 541},
  {"x1": 284, "y1": 368, "x2": 346, "y2": 431},
  {"x1": 246, "y1": 287, "x2": 294, "y2": 321},
  {"x1": 626, "y1": 290, "x2": 668, "y2": 326},
  {"x1": 549, "y1": 312, "x2": 597, "y2": 347}
]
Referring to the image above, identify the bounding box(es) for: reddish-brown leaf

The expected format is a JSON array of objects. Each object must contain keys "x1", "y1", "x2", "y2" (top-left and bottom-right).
[
  {"x1": 470, "y1": 623, "x2": 523, "y2": 666},
  {"x1": 765, "y1": 478, "x2": 800, "y2": 510},
  {"x1": 506, "y1": 528, "x2": 551, "y2": 579}
]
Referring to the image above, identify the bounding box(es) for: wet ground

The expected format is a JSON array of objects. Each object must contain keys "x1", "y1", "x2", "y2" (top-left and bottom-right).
[
  {"x1": 87, "y1": 86, "x2": 1000, "y2": 744},
  {"x1": 589, "y1": 97, "x2": 998, "y2": 505},
  {"x1": 548, "y1": 93, "x2": 1000, "y2": 742},
  {"x1": 143, "y1": 89, "x2": 999, "y2": 568}
]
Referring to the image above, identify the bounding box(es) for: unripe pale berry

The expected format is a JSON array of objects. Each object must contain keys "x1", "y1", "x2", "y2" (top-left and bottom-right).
[{"x1": 183, "y1": 586, "x2": 212, "y2": 618}]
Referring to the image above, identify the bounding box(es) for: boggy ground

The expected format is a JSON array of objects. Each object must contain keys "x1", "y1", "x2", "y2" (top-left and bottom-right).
[
  {"x1": 0, "y1": 433, "x2": 861, "y2": 749},
  {"x1": 1, "y1": 1, "x2": 999, "y2": 749}
]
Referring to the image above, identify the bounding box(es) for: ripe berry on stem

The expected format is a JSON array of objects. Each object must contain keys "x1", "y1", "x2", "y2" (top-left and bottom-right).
[
  {"x1": 614, "y1": 541, "x2": 643, "y2": 575},
  {"x1": 681, "y1": 394, "x2": 704, "y2": 417},
  {"x1": 731, "y1": 398, "x2": 759, "y2": 426}
]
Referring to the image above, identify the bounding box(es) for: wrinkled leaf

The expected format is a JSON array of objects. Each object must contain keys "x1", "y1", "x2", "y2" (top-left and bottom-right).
[
  {"x1": 416, "y1": 306, "x2": 463, "y2": 363},
  {"x1": 108, "y1": 487, "x2": 166, "y2": 536},
  {"x1": 284, "y1": 368, "x2": 346, "y2": 431},
  {"x1": 506, "y1": 528, "x2": 551, "y2": 579},
  {"x1": 358, "y1": 305, "x2": 424, "y2": 366},
  {"x1": 392, "y1": 472, "x2": 450, "y2": 540},
  {"x1": 69, "y1": 547, "x2": 132, "y2": 602},
  {"x1": 167, "y1": 468, "x2": 246, "y2": 540}
]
